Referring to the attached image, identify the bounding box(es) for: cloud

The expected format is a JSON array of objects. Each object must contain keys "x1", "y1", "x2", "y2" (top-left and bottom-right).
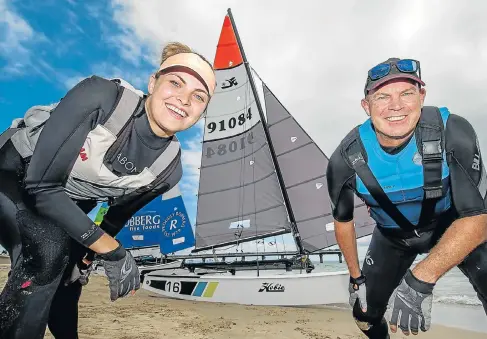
[
  {"x1": 64, "y1": 9, "x2": 85, "y2": 35},
  {"x1": 0, "y1": 0, "x2": 48, "y2": 77},
  {"x1": 85, "y1": 3, "x2": 104, "y2": 18},
  {"x1": 61, "y1": 62, "x2": 151, "y2": 91},
  {"x1": 107, "y1": 0, "x2": 487, "y2": 155}
]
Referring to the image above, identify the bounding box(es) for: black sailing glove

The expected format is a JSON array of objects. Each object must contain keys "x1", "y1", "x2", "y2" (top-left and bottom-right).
[
  {"x1": 97, "y1": 242, "x2": 140, "y2": 301},
  {"x1": 386, "y1": 269, "x2": 434, "y2": 334},
  {"x1": 349, "y1": 272, "x2": 367, "y2": 311}
]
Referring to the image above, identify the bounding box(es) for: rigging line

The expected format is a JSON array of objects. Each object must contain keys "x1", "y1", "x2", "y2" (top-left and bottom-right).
[
  {"x1": 235, "y1": 78, "x2": 249, "y2": 245},
  {"x1": 248, "y1": 74, "x2": 260, "y2": 275},
  {"x1": 235, "y1": 72, "x2": 254, "y2": 247},
  {"x1": 234, "y1": 84, "x2": 247, "y2": 247},
  {"x1": 193, "y1": 98, "x2": 210, "y2": 249}
]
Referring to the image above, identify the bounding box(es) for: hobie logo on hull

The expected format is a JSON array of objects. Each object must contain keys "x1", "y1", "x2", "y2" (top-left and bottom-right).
[{"x1": 258, "y1": 283, "x2": 285, "y2": 292}]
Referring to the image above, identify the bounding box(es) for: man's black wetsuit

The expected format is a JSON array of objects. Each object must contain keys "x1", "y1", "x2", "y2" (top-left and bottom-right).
[
  {"x1": 0, "y1": 76, "x2": 182, "y2": 339},
  {"x1": 326, "y1": 107, "x2": 487, "y2": 338}
]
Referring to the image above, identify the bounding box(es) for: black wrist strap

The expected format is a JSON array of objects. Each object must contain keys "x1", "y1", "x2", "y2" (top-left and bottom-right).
[
  {"x1": 97, "y1": 242, "x2": 125, "y2": 261},
  {"x1": 350, "y1": 273, "x2": 366, "y2": 285},
  {"x1": 404, "y1": 269, "x2": 435, "y2": 294}
]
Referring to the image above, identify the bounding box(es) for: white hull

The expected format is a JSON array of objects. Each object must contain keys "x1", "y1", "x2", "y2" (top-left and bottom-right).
[
  {"x1": 138, "y1": 260, "x2": 184, "y2": 272},
  {"x1": 142, "y1": 269, "x2": 350, "y2": 306}
]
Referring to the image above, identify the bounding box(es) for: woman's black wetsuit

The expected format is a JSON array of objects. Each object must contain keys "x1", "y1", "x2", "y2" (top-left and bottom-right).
[{"x1": 0, "y1": 76, "x2": 182, "y2": 339}]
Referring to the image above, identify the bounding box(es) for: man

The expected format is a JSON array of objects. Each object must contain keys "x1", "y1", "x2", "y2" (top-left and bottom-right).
[{"x1": 326, "y1": 57, "x2": 487, "y2": 338}]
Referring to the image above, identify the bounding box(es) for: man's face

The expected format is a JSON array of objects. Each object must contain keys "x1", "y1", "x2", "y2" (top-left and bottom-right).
[{"x1": 361, "y1": 79, "x2": 426, "y2": 147}]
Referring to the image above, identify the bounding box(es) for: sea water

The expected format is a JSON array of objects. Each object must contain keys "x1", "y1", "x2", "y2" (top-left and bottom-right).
[
  {"x1": 313, "y1": 259, "x2": 487, "y2": 333},
  {"x1": 314, "y1": 260, "x2": 482, "y2": 308}
]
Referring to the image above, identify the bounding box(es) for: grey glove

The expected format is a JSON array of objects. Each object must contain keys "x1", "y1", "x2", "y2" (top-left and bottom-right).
[
  {"x1": 386, "y1": 269, "x2": 434, "y2": 334},
  {"x1": 349, "y1": 273, "x2": 367, "y2": 311},
  {"x1": 97, "y1": 243, "x2": 140, "y2": 301}
]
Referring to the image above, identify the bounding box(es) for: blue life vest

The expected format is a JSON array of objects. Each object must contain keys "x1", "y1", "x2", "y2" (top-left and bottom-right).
[{"x1": 354, "y1": 107, "x2": 451, "y2": 229}]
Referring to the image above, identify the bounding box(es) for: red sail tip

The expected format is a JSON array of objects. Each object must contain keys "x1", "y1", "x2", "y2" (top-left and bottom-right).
[{"x1": 213, "y1": 15, "x2": 243, "y2": 70}]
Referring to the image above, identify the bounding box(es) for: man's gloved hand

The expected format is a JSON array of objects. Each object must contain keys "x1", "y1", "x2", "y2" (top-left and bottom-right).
[
  {"x1": 386, "y1": 269, "x2": 434, "y2": 335},
  {"x1": 96, "y1": 242, "x2": 140, "y2": 301},
  {"x1": 349, "y1": 272, "x2": 367, "y2": 311}
]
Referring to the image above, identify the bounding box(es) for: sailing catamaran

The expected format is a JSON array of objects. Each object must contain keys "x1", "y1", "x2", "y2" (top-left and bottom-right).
[{"x1": 139, "y1": 9, "x2": 375, "y2": 306}]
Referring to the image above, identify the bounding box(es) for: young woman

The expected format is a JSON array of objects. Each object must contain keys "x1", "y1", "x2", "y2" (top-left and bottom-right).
[{"x1": 0, "y1": 42, "x2": 216, "y2": 339}]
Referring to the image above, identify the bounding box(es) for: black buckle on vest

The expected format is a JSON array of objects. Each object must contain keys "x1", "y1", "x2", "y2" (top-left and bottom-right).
[
  {"x1": 422, "y1": 140, "x2": 442, "y2": 160},
  {"x1": 424, "y1": 186, "x2": 443, "y2": 199},
  {"x1": 421, "y1": 140, "x2": 443, "y2": 199}
]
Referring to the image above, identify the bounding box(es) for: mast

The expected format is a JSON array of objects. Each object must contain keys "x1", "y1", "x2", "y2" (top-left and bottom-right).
[{"x1": 226, "y1": 8, "x2": 305, "y2": 254}]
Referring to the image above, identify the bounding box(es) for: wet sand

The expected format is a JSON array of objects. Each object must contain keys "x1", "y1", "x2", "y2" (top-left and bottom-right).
[{"x1": 0, "y1": 267, "x2": 484, "y2": 338}]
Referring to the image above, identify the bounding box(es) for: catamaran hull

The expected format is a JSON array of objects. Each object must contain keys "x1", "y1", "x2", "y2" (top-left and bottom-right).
[{"x1": 142, "y1": 270, "x2": 350, "y2": 306}]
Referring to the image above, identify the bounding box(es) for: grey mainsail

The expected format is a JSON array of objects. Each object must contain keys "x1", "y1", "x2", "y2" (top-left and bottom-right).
[{"x1": 263, "y1": 84, "x2": 375, "y2": 252}]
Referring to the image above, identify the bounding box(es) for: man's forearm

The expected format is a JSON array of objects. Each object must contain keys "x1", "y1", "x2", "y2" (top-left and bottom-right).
[
  {"x1": 413, "y1": 214, "x2": 487, "y2": 283},
  {"x1": 334, "y1": 219, "x2": 361, "y2": 278}
]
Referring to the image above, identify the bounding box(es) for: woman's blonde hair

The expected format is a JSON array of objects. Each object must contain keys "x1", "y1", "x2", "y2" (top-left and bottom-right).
[{"x1": 159, "y1": 42, "x2": 213, "y2": 71}]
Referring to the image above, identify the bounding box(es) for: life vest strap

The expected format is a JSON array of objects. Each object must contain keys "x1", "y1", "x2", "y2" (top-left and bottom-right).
[
  {"x1": 149, "y1": 138, "x2": 181, "y2": 175},
  {"x1": 415, "y1": 107, "x2": 445, "y2": 200},
  {"x1": 0, "y1": 128, "x2": 20, "y2": 150},
  {"x1": 104, "y1": 87, "x2": 143, "y2": 136}
]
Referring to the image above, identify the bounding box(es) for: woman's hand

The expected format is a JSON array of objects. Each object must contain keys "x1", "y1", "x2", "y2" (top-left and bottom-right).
[{"x1": 96, "y1": 241, "x2": 141, "y2": 301}]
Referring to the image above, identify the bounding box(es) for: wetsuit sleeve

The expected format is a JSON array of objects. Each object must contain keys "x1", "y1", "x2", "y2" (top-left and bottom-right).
[
  {"x1": 326, "y1": 146, "x2": 356, "y2": 222},
  {"x1": 99, "y1": 158, "x2": 183, "y2": 237},
  {"x1": 445, "y1": 114, "x2": 487, "y2": 218},
  {"x1": 23, "y1": 76, "x2": 120, "y2": 247}
]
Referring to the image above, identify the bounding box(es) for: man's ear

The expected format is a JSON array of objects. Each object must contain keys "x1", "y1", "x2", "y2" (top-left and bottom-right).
[
  {"x1": 361, "y1": 98, "x2": 371, "y2": 116},
  {"x1": 419, "y1": 87, "x2": 427, "y2": 107}
]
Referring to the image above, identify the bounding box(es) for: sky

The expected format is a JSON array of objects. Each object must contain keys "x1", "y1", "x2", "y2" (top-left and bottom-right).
[{"x1": 2, "y1": 0, "x2": 487, "y2": 257}]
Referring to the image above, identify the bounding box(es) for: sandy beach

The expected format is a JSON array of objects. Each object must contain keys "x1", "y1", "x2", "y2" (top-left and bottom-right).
[{"x1": 0, "y1": 266, "x2": 484, "y2": 339}]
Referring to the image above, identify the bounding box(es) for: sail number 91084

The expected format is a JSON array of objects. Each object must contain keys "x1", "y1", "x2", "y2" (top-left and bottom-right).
[
  {"x1": 205, "y1": 132, "x2": 255, "y2": 158},
  {"x1": 206, "y1": 109, "x2": 253, "y2": 134}
]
